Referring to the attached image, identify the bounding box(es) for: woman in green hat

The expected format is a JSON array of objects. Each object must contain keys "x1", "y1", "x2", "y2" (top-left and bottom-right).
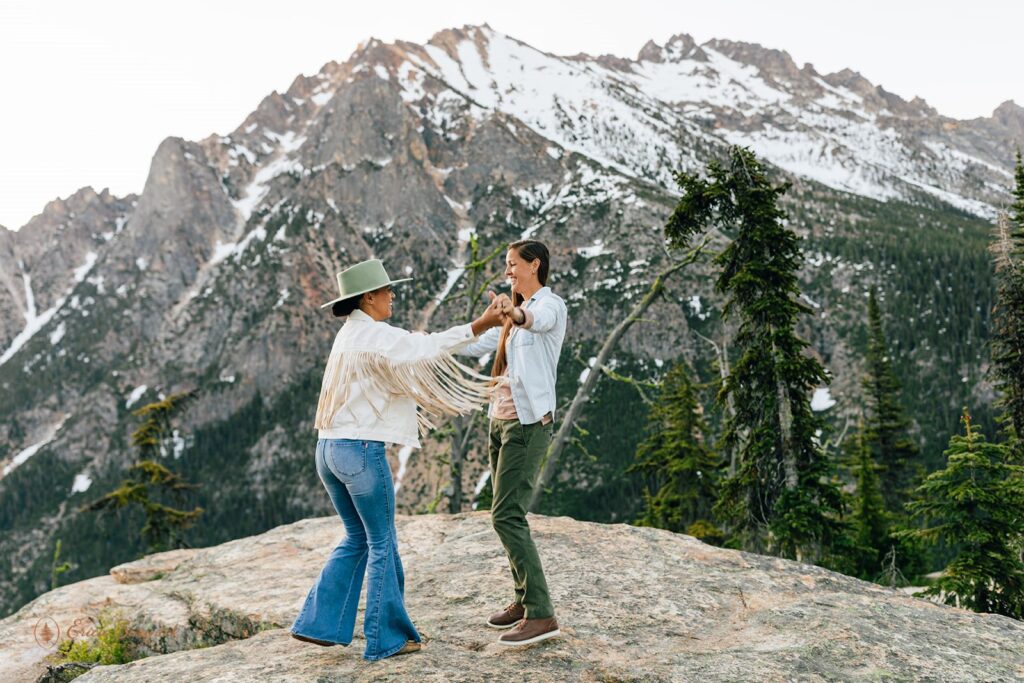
[{"x1": 290, "y1": 258, "x2": 506, "y2": 660}]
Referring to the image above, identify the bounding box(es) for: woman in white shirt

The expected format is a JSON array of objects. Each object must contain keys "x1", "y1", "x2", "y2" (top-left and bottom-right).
[
  {"x1": 458, "y1": 240, "x2": 567, "y2": 647},
  {"x1": 290, "y1": 258, "x2": 504, "y2": 660}
]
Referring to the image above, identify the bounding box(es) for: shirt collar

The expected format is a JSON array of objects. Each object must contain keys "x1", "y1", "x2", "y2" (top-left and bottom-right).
[
  {"x1": 348, "y1": 308, "x2": 373, "y2": 322},
  {"x1": 526, "y1": 286, "x2": 550, "y2": 303}
]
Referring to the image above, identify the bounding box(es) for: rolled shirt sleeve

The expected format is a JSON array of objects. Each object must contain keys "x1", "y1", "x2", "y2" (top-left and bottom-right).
[
  {"x1": 512, "y1": 307, "x2": 535, "y2": 330},
  {"x1": 518, "y1": 296, "x2": 563, "y2": 333}
]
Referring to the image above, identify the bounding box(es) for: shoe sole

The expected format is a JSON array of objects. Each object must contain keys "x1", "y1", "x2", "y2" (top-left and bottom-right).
[
  {"x1": 486, "y1": 619, "x2": 522, "y2": 630},
  {"x1": 497, "y1": 628, "x2": 561, "y2": 646},
  {"x1": 290, "y1": 632, "x2": 336, "y2": 647}
]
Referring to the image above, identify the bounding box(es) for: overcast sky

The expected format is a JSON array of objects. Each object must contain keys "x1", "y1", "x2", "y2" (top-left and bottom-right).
[{"x1": 1, "y1": 0, "x2": 1020, "y2": 231}]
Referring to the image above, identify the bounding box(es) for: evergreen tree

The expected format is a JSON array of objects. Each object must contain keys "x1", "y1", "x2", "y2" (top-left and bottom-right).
[
  {"x1": 900, "y1": 408, "x2": 1024, "y2": 618},
  {"x1": 991, "y1": 151, "x2": 1024, "y2": 461},
  {"x1": 82, "y1": 392, "x2": 203, "y2": 552},
  {"x1": 861, "y1": 287, "x2": 919, "y2": 512},
  {"x1": 629, "y1": 360, "x2": 721, "y2": 539},
  {"x1": 847, "y1": 420, "x2": 889, "y2": 579},
  {"x1": 667, "y1": 146, "x2": 843, "y2": 561}
]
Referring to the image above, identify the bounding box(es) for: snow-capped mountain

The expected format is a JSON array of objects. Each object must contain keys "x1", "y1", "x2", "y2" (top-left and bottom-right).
[
  {"x1": 341, "y1": 26, "x2": 1015, "y2": 214},
  {"x1": 0, "y1": 25, "x2": 1016, "y2": 617}
]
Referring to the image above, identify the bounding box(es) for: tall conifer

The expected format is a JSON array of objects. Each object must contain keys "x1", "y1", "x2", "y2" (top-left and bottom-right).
[
  {"x1": 667, "y1": 146, "x2": 842, "y2": 561},
  {"x1": 862, "y1": 288, "x2": 919, "y2": 511},
  {"x1": 991, "y1": 151, "x2": 1024, "y2": 461},
  {"x1": 846, "y1": 420, "x2": 890, "y2": 579},
  {"x1": 82, "y1": 392, "x2": 203, "y2": 552},
  {"x1": 630, "y1": 360, "x2": 720, "y2": 537}
]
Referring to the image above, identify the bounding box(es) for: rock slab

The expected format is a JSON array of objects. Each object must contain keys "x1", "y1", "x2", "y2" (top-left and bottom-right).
[{"x1": 2, "y1": 513, "x2": 1022, "y2": 682}]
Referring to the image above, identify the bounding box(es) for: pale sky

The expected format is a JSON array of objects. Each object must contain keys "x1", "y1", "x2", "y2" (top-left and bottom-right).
[{"x1": 1, "y1": 0, "x2": 1020, "y2": 231}]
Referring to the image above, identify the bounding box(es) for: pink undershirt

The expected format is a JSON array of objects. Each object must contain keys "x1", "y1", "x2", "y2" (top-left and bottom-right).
[{"x1": 490, "y1": 309, "x2": 551, "y2": 425}]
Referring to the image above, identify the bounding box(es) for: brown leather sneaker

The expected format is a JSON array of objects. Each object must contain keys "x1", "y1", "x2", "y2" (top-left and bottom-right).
[
  {"x1": 497, "y1": 616, "x2": 560, "y2": 646},
  {"x1": 290, "y1": 632, "x2": 336, "y2": 647},
  {"x1": 486, "y1": 602, "x2": 526, "y2": 629}
]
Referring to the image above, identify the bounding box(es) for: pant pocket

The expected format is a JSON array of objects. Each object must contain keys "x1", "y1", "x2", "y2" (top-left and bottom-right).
[{"x1": 330, "y1": 441, "x2": 367, "y2": 477}]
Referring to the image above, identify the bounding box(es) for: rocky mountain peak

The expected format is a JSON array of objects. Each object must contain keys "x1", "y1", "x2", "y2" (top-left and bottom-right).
[
  {"x1": 993, "y1": 99, "x2": 1024, "y2": 135},
  {"x1": 16, "y1": 186, "x2": 108, "y2": 234},
  {"x1": 113, "y1": 136, "x2": 238, "y2": 305},
  {"x1": 584, "y1": 52, "x2": 638, "y2": 72},
  {"x1": 908, "y1": 95, "x2": 938, "y2": 117},
  {"x1": 0, "y1": 183, "x2": 135, "y2": 356},
  {"x1": 994, "y1": 99, "x2": 1023, "y2": 117},
  {"x1": 284, "y1": 73, "x2": 316, "y2": 101},
  {"x1": 822, "y1": 67, "x2": 875, "y2": 96},
  {"x1": 703, "y1": 37, "x2": 803, "y2": 84},
  {"x1": 239, "y1": 90, "x2": 300, "y2": 138},
  {"x1": 637, "y1": 33, "x2": 707, "y2": 63},
  {"x1": 426, "y1": 24, "x2": 495, "y2": 65}
]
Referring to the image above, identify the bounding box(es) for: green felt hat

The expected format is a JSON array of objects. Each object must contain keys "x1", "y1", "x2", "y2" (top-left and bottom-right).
[{"x1": 320, "y1": 259, "x2": 413, "y2": 309}]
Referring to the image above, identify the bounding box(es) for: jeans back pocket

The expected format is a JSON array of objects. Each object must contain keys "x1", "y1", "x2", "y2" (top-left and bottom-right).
[{"x1": 330, "y1": 440, "x2": 367, "y2": 477}]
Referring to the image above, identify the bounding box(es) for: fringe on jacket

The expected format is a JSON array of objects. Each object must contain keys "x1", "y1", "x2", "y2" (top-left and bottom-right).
[{"x1": 313, "y1": 347, "x2": 497, "y2": 435}]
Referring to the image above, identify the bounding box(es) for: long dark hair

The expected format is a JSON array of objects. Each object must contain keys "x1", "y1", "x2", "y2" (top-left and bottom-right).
[{"x1": 491, "y1": 240, "x2": 549, "y2": 378}]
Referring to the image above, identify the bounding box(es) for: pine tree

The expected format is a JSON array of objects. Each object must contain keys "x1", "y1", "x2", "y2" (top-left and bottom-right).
[
  {"x1": 847, "y1": 420, "x2": 889, "y2": 578},
  {"x1": 1010, "y1": 148, "x2": 1024, "y2": 244},
  {"x1": 82, "y1": 392, "x2": 203, "y2": 552},
  {"x1": 861, "y1": 287, "x2": 919, "y2": 511},
  {"x1": 900, "y1": 408, "x2": 1024, "y2": 618},
  {"x1": 667, "y1": 146, "x2": 843, "y2": 561},
  {"x1": 629, "y1": 360, "x2": 721, "y2": 539},
  {"x1": 991, "y1": 151, "x2": 1024, "y2": 461}
]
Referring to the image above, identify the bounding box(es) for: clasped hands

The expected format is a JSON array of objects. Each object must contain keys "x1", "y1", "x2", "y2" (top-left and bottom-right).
[{"x1": 483, "y1": 291, "x2": 523, "y2": 327}]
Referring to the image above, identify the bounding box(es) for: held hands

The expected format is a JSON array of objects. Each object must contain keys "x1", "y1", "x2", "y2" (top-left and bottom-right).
[
  {"x1": 485, "y1": 291, "x2": 523, "y2": 326},
  {"x1": 472, "y1": 292, "x2": 523, "y2": 335},
  {"x1": 496, "y1": 292, "x2": 526, "y2": 325},
  {"x1": 481, "y1": 291, "x2": 508, "y2": 328}
]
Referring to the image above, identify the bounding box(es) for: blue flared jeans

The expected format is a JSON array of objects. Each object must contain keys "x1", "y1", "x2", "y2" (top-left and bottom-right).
[{"x1": 290, "y1": 438, "x2": 420, "y2": 661}]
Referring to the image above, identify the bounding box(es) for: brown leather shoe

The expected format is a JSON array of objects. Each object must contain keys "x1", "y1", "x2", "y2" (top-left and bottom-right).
[
  {"x1": 392, "y1": 640, "x2": 422, "y2": 656},
  {"x1": 290, "y1": 632, "x2": 336, "y2": 647},
  {"x1": 497, "y1": 616, "x2": 560, "y2": 646},
  {"x1": 486, "y1": 602, "x2": 526, "y2": 629}
]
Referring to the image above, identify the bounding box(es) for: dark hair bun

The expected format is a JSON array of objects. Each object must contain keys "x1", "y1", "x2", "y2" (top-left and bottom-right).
[{"x1": 332, "y1": 295, "x2": 362, "y2": 318}]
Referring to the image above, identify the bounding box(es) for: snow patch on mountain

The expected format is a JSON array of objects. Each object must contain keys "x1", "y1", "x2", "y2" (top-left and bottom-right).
[
  {"x1": 1, "y1": 419, "x2": 65, "y2": 478},
  {"x1": 0, "y1": 249, "x2": 102, "y2": 367},
  {"x1": 233, "y1": 148, "x2": 304, "y2": 221},
  {"x1": 811, "y1": 387, "x2": 837, "y2": 411},
  {"x1": 70, "y1": 472, "x2": 93, "y2": 494},
  {"x1": 2, "y1": 440, "x2": 49, "y2": 477},
  {"x1": 125, "y1": 385, "x2": 148, "y2": 408}
]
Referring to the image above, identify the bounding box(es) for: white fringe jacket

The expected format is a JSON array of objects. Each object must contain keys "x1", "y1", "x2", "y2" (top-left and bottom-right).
[{"x1": 314, "y1": 309, "x2": 495, "y2": 448}]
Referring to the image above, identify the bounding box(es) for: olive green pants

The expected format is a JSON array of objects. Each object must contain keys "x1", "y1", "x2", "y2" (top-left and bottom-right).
[{"x1": 488, "y1": 417, "x2": 555, "y2": 620}]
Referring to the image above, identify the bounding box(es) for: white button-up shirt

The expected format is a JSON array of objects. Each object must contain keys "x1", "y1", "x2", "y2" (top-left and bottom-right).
[{"x1": 459, "y1": 286, "x2": 567, "y2": 425}]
